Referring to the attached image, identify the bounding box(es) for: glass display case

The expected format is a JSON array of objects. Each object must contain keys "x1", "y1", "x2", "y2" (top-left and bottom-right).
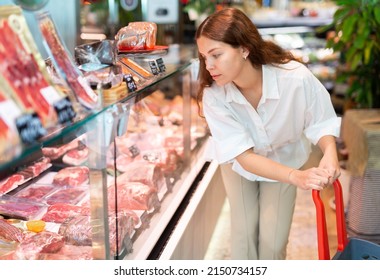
[{"x1": 0, "y1": 44, "x2": 214, "y2": 260}]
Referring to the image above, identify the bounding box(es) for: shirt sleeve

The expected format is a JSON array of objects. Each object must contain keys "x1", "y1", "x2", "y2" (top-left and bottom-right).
[
  {"x1": 203, "y1": 87, "x2": 254, "y2": 164},
  {"x1": 303, "y1": 71, "x2": 341, "y2": 145}
]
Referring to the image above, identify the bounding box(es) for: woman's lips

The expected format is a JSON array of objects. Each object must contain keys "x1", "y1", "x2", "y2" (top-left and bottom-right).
[{"x1": 211, "y1": 74, "x2": 221, "y2": 80}]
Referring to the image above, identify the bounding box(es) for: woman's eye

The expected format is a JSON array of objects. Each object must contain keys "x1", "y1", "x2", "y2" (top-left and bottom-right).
[{"x1": 213, "y1": 54, "x2": 221, "y2": 59}]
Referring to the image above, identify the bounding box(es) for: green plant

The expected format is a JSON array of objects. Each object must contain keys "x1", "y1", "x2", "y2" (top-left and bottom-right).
[
  {"x1": 319, "y1": 0, "x2": 380, "y2": 108},
  {"x1": 183, "y1": 0, "x2": 217, "y2": 17}
]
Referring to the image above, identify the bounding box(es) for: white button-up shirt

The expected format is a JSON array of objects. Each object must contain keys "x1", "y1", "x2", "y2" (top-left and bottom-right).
[{"x1": 203, "y1": 60, "x2": 341, "y2": 181}]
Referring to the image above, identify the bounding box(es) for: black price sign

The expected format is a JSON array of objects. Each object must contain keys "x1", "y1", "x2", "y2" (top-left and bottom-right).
[
  {"x1": 53, "y1": 96, "x2": 76, "y2": 124},
  {"x1": 16, "y1": 113, "x2": 47, "y2": 144},
  {"x1": 124, "y1": 74, "x2": 137, "y2": 92},
  {"x1": 128, "y1": 144, "x2": 140, "y2": 158},
  {"x1": 148, "y1": 61, "x2": 160, "y2": 75},
  {"x1": 156, "y1": 58, "x2": 166, "y2": 73}
]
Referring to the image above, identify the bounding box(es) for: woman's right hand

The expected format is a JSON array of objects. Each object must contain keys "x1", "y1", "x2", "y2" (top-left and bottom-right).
[{"x1": 288, "y1": 167, "x2": 330, "y2": 191}]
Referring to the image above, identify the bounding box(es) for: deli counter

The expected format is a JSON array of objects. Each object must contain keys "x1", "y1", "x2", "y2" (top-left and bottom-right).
[{"x1": 0, "y1": 6, "x2": 226, "y2": 260}]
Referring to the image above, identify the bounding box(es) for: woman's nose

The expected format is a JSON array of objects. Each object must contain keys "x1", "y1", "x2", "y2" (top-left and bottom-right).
[{"x1": 205, "y1": 59, "x2": 214, "y2": 70}]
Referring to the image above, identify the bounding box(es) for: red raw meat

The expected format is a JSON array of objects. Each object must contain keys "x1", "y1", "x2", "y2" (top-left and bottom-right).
[
  {"x1": 42, "y1": 136, "x2": 85, "y2": 160},
  {"x1": 42, "y1": 203, "x2": 90, "y2": 223},
  {"x1": 53, "y1": 166, "x2": 89, "y2": 187},
  {"x1": 45, "y1": 187, "x2": 87, "y2": 205},
  {"x1": 116, "y1": 161, "x2": 165, "y2": 191},
  {"x1": 108, "y1": 181, "x2": 159, "y2": 211},
  {"x1": 42, "y1": 245, "x2": 93, "y2": 260},
  {"x1": 62, "y1": 147, "x2": 89, "y2": 166},
  {"x1": 18, "y1": 157, "x2": 52, "y2": 179},
  {"x1": 0, "y1": 198, "x2": 45, "y2": 220},
  {"x1": 0, "y1": 219, "x2": 25, "y2": 242},
  {"x1": 14, "y1": 184, "x2": 56, "y2": 201},
  {"x1": 14, "y1": 231, "x2": 64, "y2": 260},
  {"x1": 0, "y1": 174, "x2": 25, "y2": 195}
]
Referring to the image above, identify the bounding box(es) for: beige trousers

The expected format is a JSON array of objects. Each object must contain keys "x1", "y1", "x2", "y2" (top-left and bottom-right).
[{"x1": 220, "y1": 163, "x2": 297, "y2": 260}]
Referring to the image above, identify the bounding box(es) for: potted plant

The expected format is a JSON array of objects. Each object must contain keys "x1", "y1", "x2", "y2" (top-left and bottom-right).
[{"x1": 319, "y1": 0, "x2": 380, "y2": 108}]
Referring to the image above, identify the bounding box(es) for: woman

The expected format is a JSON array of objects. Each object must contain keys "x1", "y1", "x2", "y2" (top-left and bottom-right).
[{"x1": 196, "y1": 8, "x2": 341, "y2": 260}]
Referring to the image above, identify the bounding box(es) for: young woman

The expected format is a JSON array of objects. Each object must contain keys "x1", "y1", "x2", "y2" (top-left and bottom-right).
[{"x1": 196, "y1": 8, "x2": 341, "y2": 260}]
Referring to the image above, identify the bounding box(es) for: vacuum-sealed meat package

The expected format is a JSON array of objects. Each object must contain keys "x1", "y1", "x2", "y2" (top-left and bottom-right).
[{"x1": 115, "y1": 22, "x2": 157, "y2": 51}]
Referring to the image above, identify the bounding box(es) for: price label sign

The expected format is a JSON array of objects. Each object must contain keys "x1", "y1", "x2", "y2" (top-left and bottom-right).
[
  {"x1": 124, "y1": 74, "x2": 138, "y2": 92},
  {"x1": 53, "y1": 96, "x2": 76, "y2": 124},
  {"x1": 128, "y1": 144, "x2": 140, "y2": 158},
  {"x1": 148, "y1": 61, "x2": 160, "y2": 75},
  {"x1": 15, "y1": 112, "x2": 47, "y2": 144},
  {"x1": 156, "y1": 58, "x2": 166, "y2": 73}
]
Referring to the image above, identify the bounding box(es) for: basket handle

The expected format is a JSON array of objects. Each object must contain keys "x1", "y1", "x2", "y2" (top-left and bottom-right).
[{"x1": 312, "y1": 179, "x2": 349, "y2": 260}]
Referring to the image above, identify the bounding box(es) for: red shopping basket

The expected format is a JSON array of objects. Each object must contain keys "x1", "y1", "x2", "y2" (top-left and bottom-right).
[{"x1": 312, "y1": 179, "x2": 380, "y2": 260}]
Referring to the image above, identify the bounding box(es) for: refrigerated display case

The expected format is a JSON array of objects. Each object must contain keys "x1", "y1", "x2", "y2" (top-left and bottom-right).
[{"x1": 0, "y1": 44, "x2": 226, "y2": 260}]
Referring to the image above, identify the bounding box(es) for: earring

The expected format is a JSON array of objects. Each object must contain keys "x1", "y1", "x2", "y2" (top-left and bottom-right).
[{"x1": 243, "y1": 54, "x2": 248, "y2": 60}]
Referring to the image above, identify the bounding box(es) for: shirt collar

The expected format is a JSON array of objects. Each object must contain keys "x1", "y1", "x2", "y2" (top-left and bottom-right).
[{"x1": 223, "y1": 65, "x2": 280, "y2": 104}]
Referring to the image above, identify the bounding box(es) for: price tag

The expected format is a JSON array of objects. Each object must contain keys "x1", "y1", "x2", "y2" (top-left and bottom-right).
[
  {"x1": 128, "y1": 144, "x2": 140, "y2": 158},
  {"x1": 148, "y1": 61, "x2": 160, "y2": 75},
  {"x1": 15, "y1": 113, "x2": 47, "y2": 144},
  {"x1": 124, "y1": 74, "x2": 138, "y2": 92},
  {"x1": 53, "y1": 96, "x2": 76, "y2": 124},
  {"x1": 156, "y1": 58, "x2": 166, "y2": 73}
]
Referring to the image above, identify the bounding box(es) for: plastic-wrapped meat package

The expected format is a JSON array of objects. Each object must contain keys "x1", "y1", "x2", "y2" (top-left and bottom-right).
[
  {"x1": 52, "y1": 166, "x2": 89, "y2": 187},
  {"x1": 39, "y1": 245, "x2": 93, "y2": 260},
  {"x1": 0, "y1": 90, "x2": 20, "y2": 159},
  {"x1": 45, "y1": 187, "x2": 88, "y2": 205},
  {"x1": 0, "y1": 195, "x2": 47, "y2": 220},
  {"x1": 115, "y1": 22, "x2": 157, "y2": 51},
  {"x1": 41, "y1": 203, "x2": 90, "y2": 223},
  {"x1": 0, "y1": 6, "x2": 71, "y2": 127},
  {"x1": 0, "y1": 174, "x2": 25, "y2": 195},
  {"x1": 74, "y1": 39, "x2": 117, "y2": 66},
  {"x1": 14, "y1": 231, "x2": 64, "y2": 260},
  {"x1": 115, "y1": 161, "x2": 166, "y2": 192},
  {"x1": 107, "y1": 181, "x2": 160, "y2": 212},
  {"x1": 37, "y1": 11, "x2": 98, "y2": 110},
  {"x1": 13, "y1": 184, "x2": 57, "y2": 202},
  {"x1": 0, "y1": 219, "x2": 25, "y2": 242},
  {"x1": 59, "y1": 210, "x2": 138, "y2": 255}
]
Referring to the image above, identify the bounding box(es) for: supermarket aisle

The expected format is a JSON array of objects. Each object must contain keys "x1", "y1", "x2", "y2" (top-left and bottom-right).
[{"x1": 204, "y1": 147, "x2": 349, "y2": 260}]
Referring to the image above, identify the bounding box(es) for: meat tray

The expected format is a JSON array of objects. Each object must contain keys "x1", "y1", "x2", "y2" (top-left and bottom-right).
[{"x1": 0, "y1": 195, "x2": 48, "y2": 220}]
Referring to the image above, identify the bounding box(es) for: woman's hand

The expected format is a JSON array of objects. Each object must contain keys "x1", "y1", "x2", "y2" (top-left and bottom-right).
[
  {"x1": 319, "y1": 153, "x2": 341, "y2": 185},
  {"x1": 288, "y1": 167, "x2": 331, "y2": 191}
]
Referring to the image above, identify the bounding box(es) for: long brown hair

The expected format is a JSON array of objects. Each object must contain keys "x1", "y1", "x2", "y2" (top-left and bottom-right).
[{"x1": 195, "y1": 7, "x2": 295, "y2": 114}]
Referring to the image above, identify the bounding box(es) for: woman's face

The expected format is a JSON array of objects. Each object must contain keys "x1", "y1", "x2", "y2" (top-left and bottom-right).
[{"x1": 197, "y1": 36, "x2": 246, "y2": 86}]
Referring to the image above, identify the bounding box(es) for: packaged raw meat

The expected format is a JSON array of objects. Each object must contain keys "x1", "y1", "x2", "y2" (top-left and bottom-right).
[
  {"x1": 37, "y1": 11, "x2": 98, "y2": 110},
  {"x1": 116, "y1": 160, "x2": 166, "y2": 192},
  {"x1": 62, "y1": 146, "x2": 89, "y2": 166},
  {"x1": 14, "y1": 231, "x2": 64, "y2": 260},
  {"x1": 41, "y1": 203, "x2": 90, "y2": 224},
  {"x1": 52, "y1": 166, "x2": 90, "y2": 187},
  {"x1": 13, "y1": 184, "x2": 57, "y2": 202},
  {"x1": 0, "y1": 174, "x2": 25, "y2": 195},
  {"x1": 0, "y1": 218, "x2": 25, "y2": 242},
  {"x1": 45, "y1": 187, "x2": 88, "y2": 205},
  {"x1": 115, "y1": 22, "x2": 157, "y2": 51},
  {"x1": 0, "y1": 195, "x2": 47, "y2": 220},
  {"x1": 42, "y1": 133, "x2": 87, "y2": 160},
  {"x1": 107, "y1": 181, "x2": 160, "y2": 212},
  {"x1": 59, "y1": 210, "x2": 138, "y2": 255},
  {"x1": 0, "y1": 90, "x2": 21, "y2": 160},
  {"x1": 0, "y1": 6, "x2": 71, "y2": 127}
]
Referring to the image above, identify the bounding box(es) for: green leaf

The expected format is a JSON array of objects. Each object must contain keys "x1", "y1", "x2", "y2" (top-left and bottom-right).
[
  {"x1": 364, "y1": 41, "x2": 374, "y2": 64},
  {"x1": 349, "y1": 52, "x2": 363, "y2": 71},
  {"x1": 374, "y1": 6, "x2": 380, "y2": 24},
  {"x1": 341, "y1": 14, "x2": 359, "y2": 42}
]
